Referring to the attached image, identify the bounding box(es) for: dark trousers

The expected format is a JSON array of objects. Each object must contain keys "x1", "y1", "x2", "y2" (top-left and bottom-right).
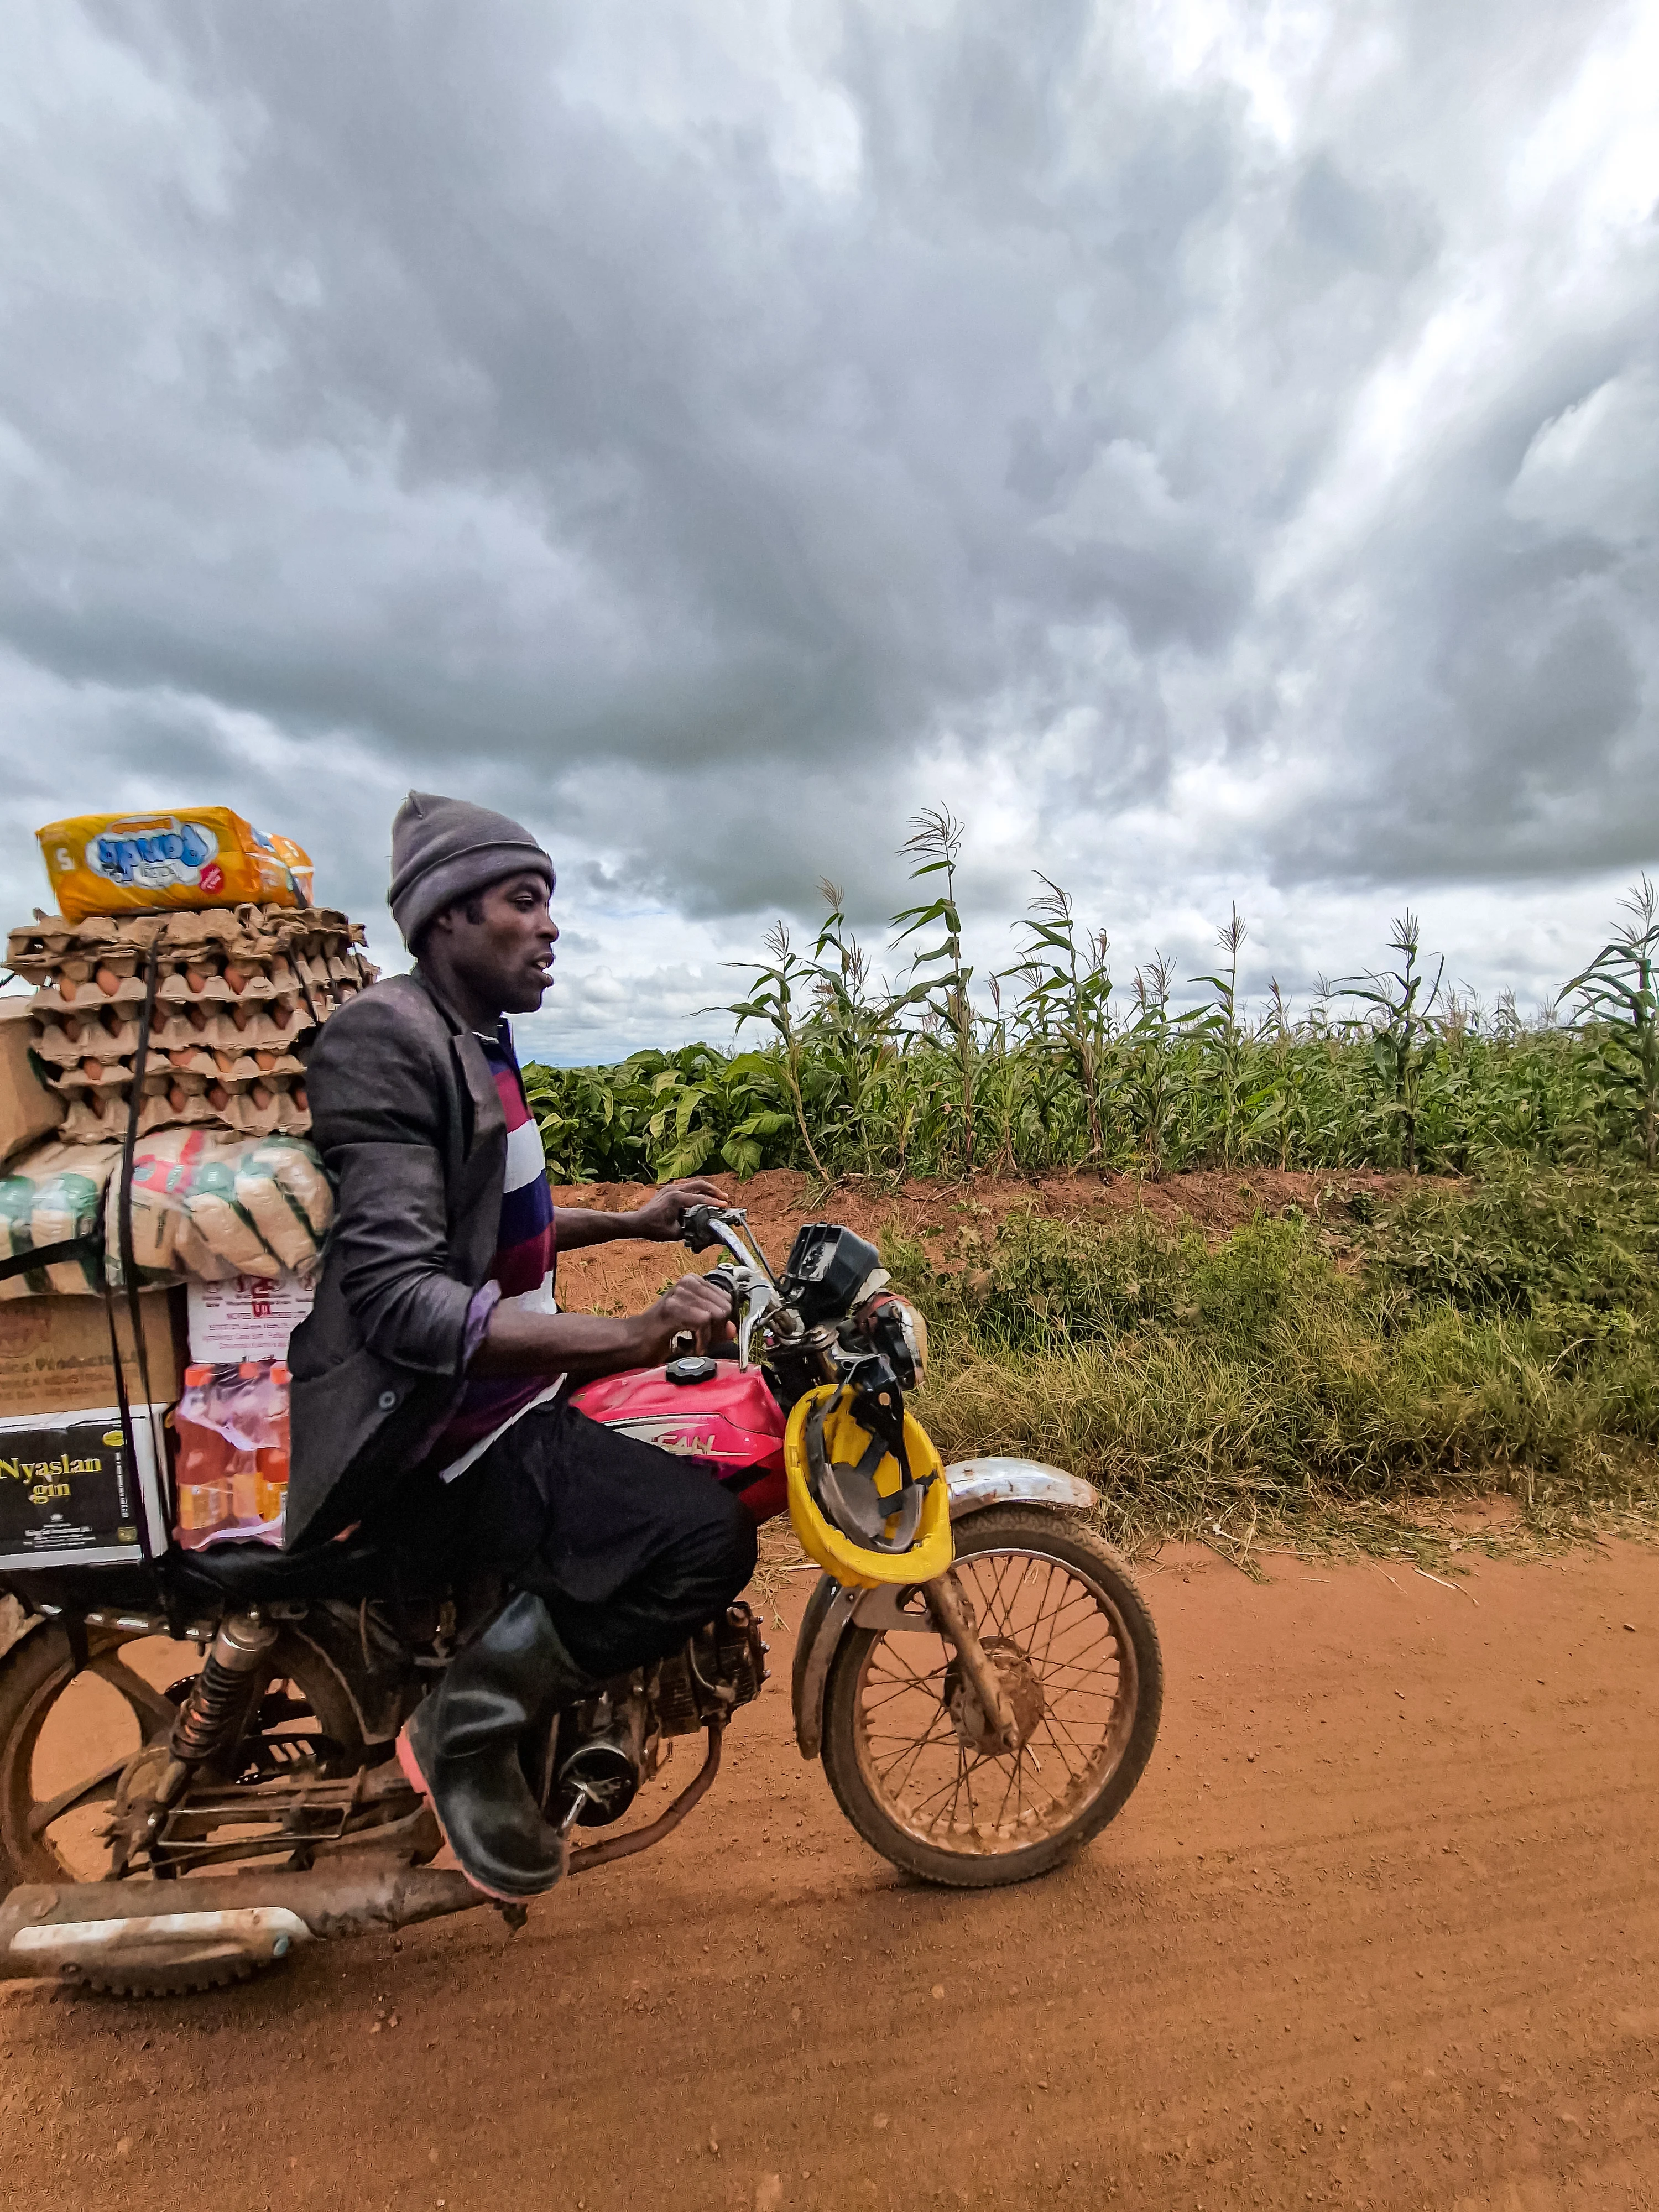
[{"x1": 440, "y1": 1397, "x2": 758, "y2": 1680}]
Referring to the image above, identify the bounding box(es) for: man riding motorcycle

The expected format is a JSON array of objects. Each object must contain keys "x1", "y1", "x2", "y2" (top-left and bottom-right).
[{"x1": 286, "y1": 792, "x2": 755, "y2": 1903}]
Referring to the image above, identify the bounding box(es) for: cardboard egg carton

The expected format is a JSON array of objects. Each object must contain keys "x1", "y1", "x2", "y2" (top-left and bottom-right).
[
  {"x1": 50, "y1": 1055, "x2": 315, "y2": 1142},
  {"x1": 58, "y1": 1076, "x2": 311, "y2": 1145},
  {"x1": 9, "y1": 900, "x2": 366, "y2": 1147},
  {"x1": 6, "y1": 911, "x2": 158, "y2": 985},
  {"x1": 46, "y1": 1059, "x2": 134, "y2": 1097},
  {"x1": 135, "y1": 1053, "x2": 310, "y2": 1135},
  {"x1": 8, "y1": 901, "x2": 367, "y2": 967},
  {"x1": 29, "y1": 1005, "x2": 147, "y2": 1067},
  {"x1": 150, "y1": 995, "x2": 314, "y2": 1053},
  {"x1": 13, "y1": 903, "x2": 374, "y2": 1014},
  {"x1": 56, "y1": 1091, "x2": 136, "y2": 1144}
]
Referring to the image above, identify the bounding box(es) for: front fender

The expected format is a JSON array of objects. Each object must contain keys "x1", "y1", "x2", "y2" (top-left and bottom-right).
[{"x1": 790, "y1": 1457, "x2": 1098, "y2": 1759}]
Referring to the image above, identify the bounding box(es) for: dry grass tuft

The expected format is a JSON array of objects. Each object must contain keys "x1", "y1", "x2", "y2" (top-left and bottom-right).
[{"x1": 898, "y1": 1168, "x2": 1659, "y2": 1559}]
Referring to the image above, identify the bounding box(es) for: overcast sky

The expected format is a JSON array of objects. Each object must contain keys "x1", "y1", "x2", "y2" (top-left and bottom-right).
[{"x1": 1, "y1": 1, "x2": 1655, "y2": 1060}]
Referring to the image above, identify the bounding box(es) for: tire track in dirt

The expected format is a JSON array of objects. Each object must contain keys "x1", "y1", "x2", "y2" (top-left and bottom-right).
[{"x1": 7, "y1": 1544, "x2": 1659, "y2": 2209}]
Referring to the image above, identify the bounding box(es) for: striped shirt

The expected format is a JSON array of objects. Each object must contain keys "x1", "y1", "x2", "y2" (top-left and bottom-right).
[{"x1": 434, "y1": 1024, "x2": 560, "y2": 1483}]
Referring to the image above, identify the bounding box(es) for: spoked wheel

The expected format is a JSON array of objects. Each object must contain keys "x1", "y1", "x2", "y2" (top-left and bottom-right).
[
  {"x1": 0, "y1": 1623, "x2": 184, "y2": 1891},
  {"x1": 0, "y1": 1618, "x2": 377, "y2": 1994},
  {"x1": 820, "y1": 1507, "x2": 1163, "y2": 1887}
]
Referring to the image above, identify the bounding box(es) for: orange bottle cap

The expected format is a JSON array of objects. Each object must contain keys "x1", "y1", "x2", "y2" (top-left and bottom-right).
[
  {"x1": 185, "y1": 1364, "x2": 210, "y2": 1386},
  {"x1": 272, "y1": 1364, "x2": 290, "y2": 1385},
  {"x1": 239, "y1": 1360, "x2": 262, "y2": 1379}
]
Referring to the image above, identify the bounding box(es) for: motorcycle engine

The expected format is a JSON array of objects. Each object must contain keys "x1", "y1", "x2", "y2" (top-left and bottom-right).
[
  {"x1": 549, "y1": 1604, "x2": 769, "y2": 1830},
  {"x1": 651, "y1": 1602, "x2": 769, "y2": 1737}
]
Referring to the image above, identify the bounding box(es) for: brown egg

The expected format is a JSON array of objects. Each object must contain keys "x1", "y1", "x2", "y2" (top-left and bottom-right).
[
  {"x1": 63, "y1": 1016, "x2": 82, "y2": 1042},
  {"x1": 224, "y1": 964, "x2": 247, "y2": 992},
  {"x1": 168, "y1": 1050, "x2": 194, "y2": 1071},
  {"x1": 187, "y1": 1004, "x2": 208, "y2": 1030},
  {"x1": 255, "y1": 1051, "x2": 276, "y2": 1071},
  {"x1": 58, "y1": 977, "x2": 76, "y2": 1002},
  {"x1": 169, "y1": 1084, "x2": 187, "y2": 1113},
  {"x1": 229, "y1": 1003, "x2": 249, "y2": 1029},
  {"x1": 252, "y1": 1083, "x2": 272, "y2": 1109},
  {"x1": 186, "y1": 970, "x2": 205, "y2": 994},
  {"x1": 81, "y1": 1058, "x2": 104, "y2": 1082},
  {"x1": 293, "y1": 1084, "x2": 307, "y2": 1112},
  {"x1": 208, "y1": 1084, "x2": 229, "y2": 1110},
  {"x1": 96, "y1": 966, "x2": 121, "y2": 996}
]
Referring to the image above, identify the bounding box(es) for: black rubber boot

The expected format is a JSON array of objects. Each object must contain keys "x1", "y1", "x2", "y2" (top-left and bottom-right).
[{"x1": 397, "y1": 1590, "x2": 594, "y2": 1902}]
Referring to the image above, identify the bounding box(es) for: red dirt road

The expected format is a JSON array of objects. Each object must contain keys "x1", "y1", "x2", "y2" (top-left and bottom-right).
[{"x1": 7, "y1": 1545, "x2": 1659, "y2": 2209}]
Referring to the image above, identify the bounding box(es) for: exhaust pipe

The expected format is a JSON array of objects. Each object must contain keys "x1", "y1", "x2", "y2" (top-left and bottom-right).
[{"x1": 0, "y1": 1861, "x2": 484, "y2": 1986}]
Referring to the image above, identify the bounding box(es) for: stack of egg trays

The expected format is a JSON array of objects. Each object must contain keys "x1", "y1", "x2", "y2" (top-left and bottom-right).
[{"x1": 7, "y1": 904, "x2": 377, "y2": 1144}]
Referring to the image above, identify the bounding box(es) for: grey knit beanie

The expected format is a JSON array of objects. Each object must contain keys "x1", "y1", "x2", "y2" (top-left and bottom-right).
[{"x1": 388, "y1": 792, "x2": 554, "y2": 951}]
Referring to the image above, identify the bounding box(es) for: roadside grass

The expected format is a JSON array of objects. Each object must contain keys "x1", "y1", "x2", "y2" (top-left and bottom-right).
[{"x1": 894, "y1": 1166, "x2": 1659, "y2": 1564}]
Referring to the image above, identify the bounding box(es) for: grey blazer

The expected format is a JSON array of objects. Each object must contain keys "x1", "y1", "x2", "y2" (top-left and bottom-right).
[{"x1": 285, "y1": 971, "x2": 508, "y2": 1547}]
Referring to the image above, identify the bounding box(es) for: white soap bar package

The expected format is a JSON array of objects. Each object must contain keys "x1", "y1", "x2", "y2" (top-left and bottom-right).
[{"x1": 187, "y1": 1271, "x2": 314, "y2": 1363}]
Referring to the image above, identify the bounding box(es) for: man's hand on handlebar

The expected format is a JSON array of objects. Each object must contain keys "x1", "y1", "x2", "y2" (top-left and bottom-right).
[
  {"x1": 638, "y1": 1271, "x2": 738, "y2": 1361},
  {"x1": 472, "y1": 1265, "x2": 737, "y2": 1380},
  {"x1": 625, "y1": 1177, "x2": 731, "y2": 1244}
]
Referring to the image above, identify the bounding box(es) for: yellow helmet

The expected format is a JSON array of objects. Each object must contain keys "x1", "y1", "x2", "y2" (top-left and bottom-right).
[{"x1": 784, "y1": 1383, "x2": 954, "y2": 1589}]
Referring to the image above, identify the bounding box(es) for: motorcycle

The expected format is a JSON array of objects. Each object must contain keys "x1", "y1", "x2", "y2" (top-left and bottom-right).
[{"x1": 0, "y1": 1207, "x2": 1162, "y2": 1997}]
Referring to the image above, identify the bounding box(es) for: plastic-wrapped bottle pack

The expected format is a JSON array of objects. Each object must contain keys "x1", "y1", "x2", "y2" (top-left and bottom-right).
[{"x1": 174, "y1": 1358, "x2": 291, "y2": 1548}]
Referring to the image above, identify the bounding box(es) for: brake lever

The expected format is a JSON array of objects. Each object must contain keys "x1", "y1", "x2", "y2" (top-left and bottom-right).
[
  {"x1": 669, "y1": 1266, "x2": 771, "y2": 1368},
  {"x1": 735, "y1": 1279, "x2": 781, "y2": 1370}
]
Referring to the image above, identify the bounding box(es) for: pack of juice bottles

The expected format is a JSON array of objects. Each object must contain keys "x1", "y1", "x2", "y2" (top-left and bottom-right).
[{"x1": 173, "y1": 1358, "x2": 290, "y2": 1548}]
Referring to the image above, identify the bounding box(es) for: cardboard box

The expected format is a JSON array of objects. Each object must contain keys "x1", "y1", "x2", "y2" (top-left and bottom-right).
[
  {"x1": 0, "y1": 998, "x2": 63, "y2": 1165},
  {"x1": 0, "y1": 1288, "x2": 186, "y2": 1418},
  {"x1": 0, "y1": 1404, "x2": 169, "y2": 1568},
  {"x1": 187, "y1": 1270, "x2": 314, "y2": 1362}
]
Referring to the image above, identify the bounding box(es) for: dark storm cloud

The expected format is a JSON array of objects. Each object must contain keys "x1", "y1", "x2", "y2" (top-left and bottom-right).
[{"x1": 0, "y1": 0, "x2": 1652, "y2": 962}]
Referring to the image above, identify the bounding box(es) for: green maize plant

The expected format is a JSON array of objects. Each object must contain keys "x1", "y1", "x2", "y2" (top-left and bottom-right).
[
  {"x1": 1193, "y1": 904, "x2": 1250, "y2": 1168},
  {"x1": 890, "y1": 807, "x2": 979, "y2": 1175},
  {"x1": 1340, "y1": 911, "x2": 1444, "y2": 1173},
  {"x1": 1568, "y1": 875, "x2": 1659, "y2": 1171},
  {"x1": 1004, "y1": 875, "x2": 1116, "y2": 1164},
  {"x1": 719, "y1": 921, "x2": 830, "y2": 1181},
  {"x1": 523, "y1": 820, "x2": 1652, "y2": 1188}
]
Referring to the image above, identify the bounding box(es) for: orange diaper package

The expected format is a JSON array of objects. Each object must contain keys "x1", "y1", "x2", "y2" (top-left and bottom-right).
[
  {"x1": 36, "y1": 810, "x2": 314, "y2": 923},
  {"x1": 262, "y1": 833, "x2": 314, "y2": 906}
]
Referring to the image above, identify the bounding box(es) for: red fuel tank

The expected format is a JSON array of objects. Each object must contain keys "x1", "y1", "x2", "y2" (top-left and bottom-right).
[{"x1": 568, "y1": 1364, "x2": 789, "y2": 1524}]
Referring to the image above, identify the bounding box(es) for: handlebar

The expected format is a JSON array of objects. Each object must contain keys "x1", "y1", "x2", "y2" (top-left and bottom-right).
[
  {"x1": 681, "y1": 1203, "x2": 779, "y2": 1287},
  {"x1": 679, "y1": 1203, "x2": 727, "y2": 1254}
]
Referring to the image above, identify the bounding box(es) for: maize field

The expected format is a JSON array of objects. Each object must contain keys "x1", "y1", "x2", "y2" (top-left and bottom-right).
[{"x1": 525, "y1": 812, "x2": 1659, "y2": 1190}]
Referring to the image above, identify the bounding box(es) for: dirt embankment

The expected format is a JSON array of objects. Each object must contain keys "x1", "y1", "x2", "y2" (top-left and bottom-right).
[
  {"x1": 7, "y1": 1543, "x2": 1659, "y2": 2209},
  {"x1": 549, "y1": 1164, "x2": 1418, "y2": 1316}
]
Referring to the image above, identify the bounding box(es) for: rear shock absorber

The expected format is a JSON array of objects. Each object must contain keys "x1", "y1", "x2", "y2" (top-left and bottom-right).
[
  {"x1": 142, "y1": 1613, "x2": 281, "y2": 1843},
  {"x1": 169, "y1": 1612, "x2": 281, "y2": 1766}
]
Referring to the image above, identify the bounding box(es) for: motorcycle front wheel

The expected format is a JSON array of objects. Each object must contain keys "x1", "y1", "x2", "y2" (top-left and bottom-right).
[{"x1": 820, "y1": 1506, "x2": 1162, "y2": 1888}]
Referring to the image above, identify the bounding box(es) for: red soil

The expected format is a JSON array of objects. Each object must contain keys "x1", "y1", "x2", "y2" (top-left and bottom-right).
[{"x1": 7, "y1": 1541, "x2": 1659, "y2": 2208}]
